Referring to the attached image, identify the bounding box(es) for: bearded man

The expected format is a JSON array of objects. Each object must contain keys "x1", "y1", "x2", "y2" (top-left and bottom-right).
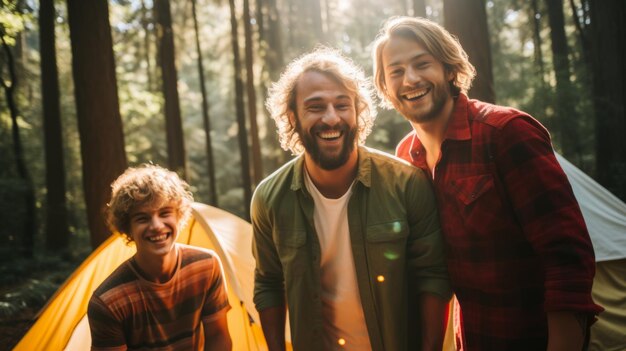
[{"x1": 251, "y1": 47, "x2": 452, "y2": 351}]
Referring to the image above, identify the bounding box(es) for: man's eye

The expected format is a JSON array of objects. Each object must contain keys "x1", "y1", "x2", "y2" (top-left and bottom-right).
[
  {"x1": 308, "y1": 105, "x2": 324, "y2": 112},
  {"x1": 336, "y1": 104, "x2": 350, "y2": 110},
  {"x1": 389, "y1": 69, "x2": 403, "y2": 77},
  {"x1": 416, "y1": 61, "x2": 430, "y2": 69},
  {"x1": 134, "y1": 216, "x2": 149, "y2": 223}
]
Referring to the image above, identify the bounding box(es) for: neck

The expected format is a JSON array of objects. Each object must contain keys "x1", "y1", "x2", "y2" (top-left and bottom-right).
[
  {"x1": 304, "y1": 147, "x2": 358, "y2": 199},
  {"x1": 134, "y1": 245, "x2": 179, "y2": 283}
]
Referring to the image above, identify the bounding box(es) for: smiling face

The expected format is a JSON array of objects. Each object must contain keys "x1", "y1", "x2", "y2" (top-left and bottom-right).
[
  {"x1": 128, "y1": 200, "x2": 180, "y2": 260},
  {"x1": 292, "y1": 70, "x2": 358, "y2": 170},
  {"x1": 381, "y1": 36, "x2": 454, "y2": 125}
]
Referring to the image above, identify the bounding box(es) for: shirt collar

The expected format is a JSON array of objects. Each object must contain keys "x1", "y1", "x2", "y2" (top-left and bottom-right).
[
  {"x1": 407, "y1": 93, "x2": 472, "y2": 160},
  {"x1": 290, "y1": 146, "x2": 371, "y2": 192}
]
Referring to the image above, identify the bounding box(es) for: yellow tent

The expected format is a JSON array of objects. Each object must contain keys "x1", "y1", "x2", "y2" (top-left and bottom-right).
[{"x1": 14, "y1": 203, "x2": 279, "y2": 351}]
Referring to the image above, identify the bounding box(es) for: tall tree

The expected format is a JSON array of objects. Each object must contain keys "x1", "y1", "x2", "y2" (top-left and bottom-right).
[
  {"x1": 413, "y1": 0, "x2": 427, "y2": 17},
  {"x1": 243, "y1": 0, "x2": 263, "y2": 184},
  {"x1": 67, "y1": 0, "x2": 128, "y2": 248},
  {"x1": 546, "y1": 0, "x2": 580, "y2": 161},
  {"x1": 191, "y1": 0, "x2": 218, "y2": 206},
  {"x1": 229, "y1": 0, "x2": 252, "y2": 218},
  {"x1": 39, "y1": 0, "x2": 70, "y2": 251},
  {"x1": 155, "y1": 0, "x2": 187, "y2": 179},
  {"x1": 1, "y1": 28, "x2": 36, "y2": 257},
  {"x1": 588, "y1": 1, "x2": 625, "y2": 200},
  {"x1": 443, "y1": 0, "x2": 495, "y2": 103}
]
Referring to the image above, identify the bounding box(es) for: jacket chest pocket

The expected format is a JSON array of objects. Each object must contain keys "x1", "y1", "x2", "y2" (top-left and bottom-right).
[
  {"x1": 274, "y1": 229, "x2": 308, "y2": 276},
  {"x1": 365, "y1": 220, "x2": 409, "y2": 273},
  {"x1": 446, "y1": 174, "x2": 509, "y2": 234}
]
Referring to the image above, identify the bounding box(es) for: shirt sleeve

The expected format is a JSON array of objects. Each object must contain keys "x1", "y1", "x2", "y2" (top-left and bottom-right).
[
  {"x1": 201, "y1": 254, "x2": 232, "y2": 323},
  {"x1": 494, "y1": 116, "x2": 601, "y2": 314},
  {"x1": 251, "y1": 188, "x2": 286, "y2": 311},
  {"x1": 405, "y1": 168, "x2": 453, "y2": 300},
  {"x1": 87, "y1": 295, "x2": 128, "y2": 350}
]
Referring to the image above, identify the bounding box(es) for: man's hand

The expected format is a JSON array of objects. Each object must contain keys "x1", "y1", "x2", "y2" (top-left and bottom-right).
[
  {"x1": 260, "y1": 305, "x2": 287, "y2": 351},
  {"x1": 547, "y1": 311, "x2": 587, "y2": 351}
]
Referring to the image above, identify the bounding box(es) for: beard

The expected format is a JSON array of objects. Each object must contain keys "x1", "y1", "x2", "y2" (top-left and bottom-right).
[
  {"x1": 296, "y1": 119, "x2": 358, "y2": 171},
  {"x1": 400, "y1": 82, "x2": 451, "y2": 124}
]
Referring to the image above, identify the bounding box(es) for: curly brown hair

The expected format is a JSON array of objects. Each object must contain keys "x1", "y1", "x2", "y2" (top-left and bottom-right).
[
  {"x1": 265, "y1": 47, "x2": 376, "y2": 155},
  {"x1": 107, "y1": 164, "x2": 193, "y2": 242},
  {"x1": 372, "y1": 16, "x2": 476, "y2": 108}
]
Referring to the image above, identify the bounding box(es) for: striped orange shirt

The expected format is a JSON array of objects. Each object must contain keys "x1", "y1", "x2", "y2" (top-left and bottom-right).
[{"x1": 88, "y1": 244, "x2": 230, "y2": 350}]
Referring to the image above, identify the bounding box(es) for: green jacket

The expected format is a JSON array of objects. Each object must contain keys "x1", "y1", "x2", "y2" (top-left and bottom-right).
[{"x1": 251, "y1": 146, "x2": 451, "y2": 351}]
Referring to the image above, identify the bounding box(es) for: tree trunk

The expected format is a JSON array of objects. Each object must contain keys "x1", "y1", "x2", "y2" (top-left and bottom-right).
[
  {"x1": 140, "y1": 0, "x2": 155, "y2": 92},
  {"x1": 530, "y1": 0, "x2": 546, "y2": 85},
  {"x1": 413, "y1": 0, "x2": 427, "y2": 17},
  {"x1": 0, "y1": 33, "x2": 36, "y2": 258},
  {"x1": 66, "y1": 0, "x2": 128, "y2": 248},
  {"x1": 39, "y1": 0, "x2": 70, "y2": 252},
  {"x1": 243, "y1": 0, "x2": 264, "y2": 184},
  {"x1": 589, "y1": 1, "x2": 625, "y2": 200},
  {"x1": 443, "y1": 0, "x2": 495, "y2": 103},
  {"x1": 191, "y1": 0, "x2": 218, "y2": 206},
  {"x1": 155, "y1": 0, "x2": 187, "y2": 179},
  {"x1": 229, "y1": 0, "x2": 253, "y2": 218},
  {"x1": 546, "y1": 0, "x2": 580, "y2": 161}
]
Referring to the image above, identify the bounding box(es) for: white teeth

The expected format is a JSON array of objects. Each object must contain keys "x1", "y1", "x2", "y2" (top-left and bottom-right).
[
  {"x1": 319, "y1": 131, "x2": 341, "y2": 139},
  {"x1": 403, "y1": 88, "x2": 428, "y2": 100},
  {"x1": 148, "y1": 234, "x2": 168, "y2": 242}
]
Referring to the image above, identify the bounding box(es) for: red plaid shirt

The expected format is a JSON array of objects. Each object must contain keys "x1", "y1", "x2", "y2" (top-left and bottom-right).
[{"x1": 396, "y1": 94, "x2": 602, "y2": 350}]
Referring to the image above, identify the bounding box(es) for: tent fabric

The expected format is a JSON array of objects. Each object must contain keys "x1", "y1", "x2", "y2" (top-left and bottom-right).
[
  {"x1": 14, "y1": 203, "x2": 275, "y2": 351},
  {"x1": 556, "y1": 153, "x2": 626, "y2": 262},
  {"x1": 589, "y1": 259, "x2": 626, "y2": 351}
]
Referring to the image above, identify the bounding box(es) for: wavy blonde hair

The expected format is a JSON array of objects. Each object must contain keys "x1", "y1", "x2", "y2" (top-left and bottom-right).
[
  {"x1": 107, "y1": 164, "x2": 193, "y2": 242},
  {"x1": 372, "y1": 16, "x2": 476, "y2": 108},
  {"x1": 266, "y1": 47, "x2": 376, "y2": 155}
]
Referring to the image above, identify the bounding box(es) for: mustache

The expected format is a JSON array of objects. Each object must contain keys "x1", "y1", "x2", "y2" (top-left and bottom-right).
[{"x1": 311, "y1": 122, "x2": 349, "y2": 134}]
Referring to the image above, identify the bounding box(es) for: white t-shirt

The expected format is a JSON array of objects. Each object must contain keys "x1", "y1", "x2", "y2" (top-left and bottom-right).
[{"x1": 304, "y1": 171, "x2": 372, "y2": 351}]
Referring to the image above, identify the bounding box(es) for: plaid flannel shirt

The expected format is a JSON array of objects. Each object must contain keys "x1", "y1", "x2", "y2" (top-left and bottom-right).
[{"x1": 396, "y1": 94, "x2": 602, "y2": 350}]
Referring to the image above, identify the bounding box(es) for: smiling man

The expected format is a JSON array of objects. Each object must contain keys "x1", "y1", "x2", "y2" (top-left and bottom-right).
[
  {"x1": 372, "y1": 16, "x2": 602, "y2": 351},
  {"x1": 252, "y1": 48, "x2": 451, "y2": 351},
  {"x1": 87, "y1": 165, "x2": 231, "y2": 350}
]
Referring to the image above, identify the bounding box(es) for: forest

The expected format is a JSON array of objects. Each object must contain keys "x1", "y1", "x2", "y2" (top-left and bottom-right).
[{"x1": 0, "y1": 0, "x2": 624, "y2": 347}]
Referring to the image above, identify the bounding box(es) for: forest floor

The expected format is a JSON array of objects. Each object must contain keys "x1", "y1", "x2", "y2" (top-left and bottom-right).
[{"x1": 0, "y1": 251, "x2": 88, "y2": 350}]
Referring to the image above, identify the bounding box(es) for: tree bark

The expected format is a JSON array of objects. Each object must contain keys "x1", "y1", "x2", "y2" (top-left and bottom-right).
[
  {"x1": 243, "y1": 0, "x2": 264, "y2": 185},
  {"x1": 443, "y1": 0, "x2": 495, "y2": 103},
  {"x1": 229, "y1": 0, "x2": 253, "y2": 218},
  {"x1": 546, "y1": 0, "x2": 580, "y2": 161},
  {"x1": 66, "y1": 0, "x2": 128, "y2": 248},
  {"x1": 413, "y1": 0, "x2": 427, "y2": 17},
  {"x1": 39, "y1": 0, "x2": 70, "y2": 252},
  {"x1": 589, "y1": 1, "x2": 625, "y2": 200},
  {"x1": 191, "y1": 0, "x2": 218, "y2": 206},
  {"x1": 0, "y1": 32, "x2": 36, "y2": 258},
  {"x1": 155, "y1": 0, "x2": 187, "y2": 179}
]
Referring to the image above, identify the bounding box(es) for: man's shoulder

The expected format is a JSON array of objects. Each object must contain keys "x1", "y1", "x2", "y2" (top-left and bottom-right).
[
  {"x1": 363, "y1": 146, "x2": 425, "y2": 180},
  {"x1": 178, "y1": 244, "x2": 217, "y2": 267},
  {"x1": 467, "y1": 98, "x2": 534, "y2": 129},
  {"x1": 253, "y1": 157, "x2": 300, "y2": 207},
  {"x1": 92, "y1": 259, "x2": 137, "y2": 299}
]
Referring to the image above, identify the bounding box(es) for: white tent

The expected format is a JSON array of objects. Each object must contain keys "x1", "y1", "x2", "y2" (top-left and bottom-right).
[{"x1": 556, "y1": 154, "x2": 626, "y2": 351}]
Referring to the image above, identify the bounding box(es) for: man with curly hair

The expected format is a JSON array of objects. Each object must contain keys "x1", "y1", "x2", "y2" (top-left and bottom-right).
[
  {"x1": 252, "y1": 47, "x2": 451, "y2": 351},
  {"x1": 372, "y1": 16, "x2": 601, "y2": 350},
  {"x1": 87, "y1": 165, "x2": 232, "y2": 350}
]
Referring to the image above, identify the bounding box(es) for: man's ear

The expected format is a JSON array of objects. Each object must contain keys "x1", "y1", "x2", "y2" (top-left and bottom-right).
[{"x1": 288, "y1": 110, "x2": 296, "y2": 128}]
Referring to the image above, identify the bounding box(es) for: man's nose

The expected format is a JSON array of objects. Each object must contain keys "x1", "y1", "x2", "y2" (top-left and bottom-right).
[
  {"x1": 403, "y1": 66, "x2": 421, "y2": 86},
  {"x1": 149, "y1": 216, "x2": 164, "y2": 230},
  {"x1": 322, "y1": 104, "x2": 340, "y2": 125}
]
